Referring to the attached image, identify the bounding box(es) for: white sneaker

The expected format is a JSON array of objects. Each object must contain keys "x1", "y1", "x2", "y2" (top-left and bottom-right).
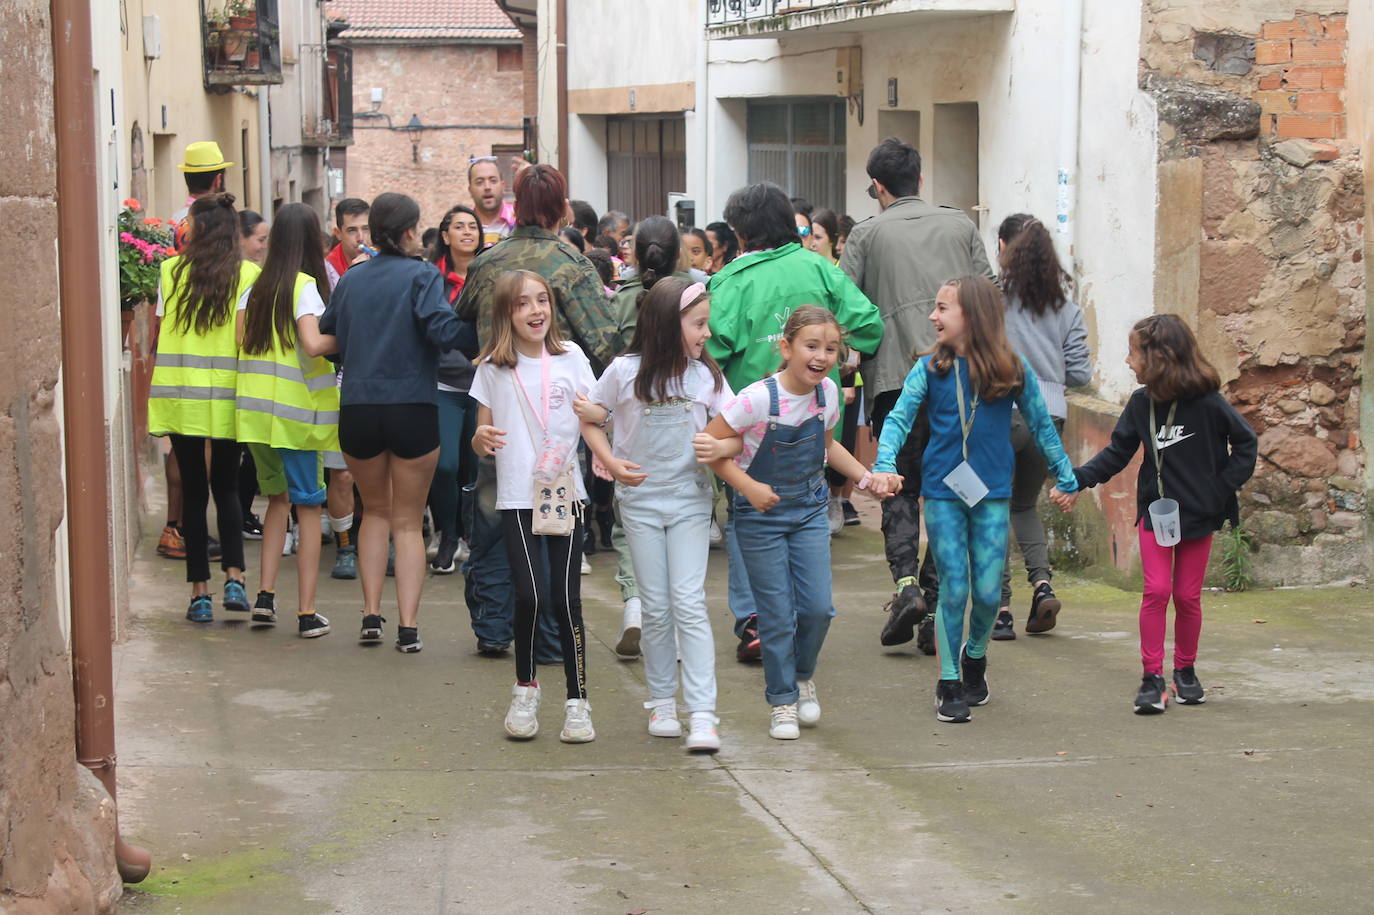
[
  {"x1": 282, "y1": 521, "x2": 298, "y2": 556},
  {"x1": 769, "y1": 703, "x2": 800, "y2": 740},
  {"x1": 708, "y1": 518, "x2": 723, "y2": 546},
  {"x1": 616, "y1": 597, "x2": 642, "y2": 659},
  {"x1": 685, "y1": 712, "x2": 721, "y2": 753},
  {"x1": 426, "y1": 528, "x2": 441, "y2": 560},
  {"x1": 797, "y1": 679, "x2": 821, "y2": 725},
  {"x1": 504, "y1": 684, "x2": 540, "y2": 739},
  {"x1": 454, "y1": 538, "x2": 471, "y2": 564},
  {"x1": 580, "y1": 556, "x2": 592, "y2": 575},
  {"x1": 827, "y1": 495, "x2": 844, "y2": 535},
  {"x1": 560, "y1": 699, "x2": 595, "y2": 743},
  {"x1": 645, "y1": 700, "x2": 681, "y2": 737}
]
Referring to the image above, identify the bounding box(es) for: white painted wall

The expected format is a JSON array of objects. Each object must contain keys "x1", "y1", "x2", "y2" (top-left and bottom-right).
[
  {"x1": 541, "y1": 2, "x2": 1161, "y2": 401},
  {"x1": 568, "y1": 114, "x2": 609, "y2": 212}
]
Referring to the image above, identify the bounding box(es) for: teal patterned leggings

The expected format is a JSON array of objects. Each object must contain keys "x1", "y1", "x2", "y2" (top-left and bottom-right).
[{"x1": 925, "y1": 497, "x2": 1011, "y2": 680}]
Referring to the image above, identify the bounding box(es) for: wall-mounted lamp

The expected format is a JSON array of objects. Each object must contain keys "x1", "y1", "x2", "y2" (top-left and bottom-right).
[{"x1": 405, "y1": 113, "x2": 424, "y2": 163}]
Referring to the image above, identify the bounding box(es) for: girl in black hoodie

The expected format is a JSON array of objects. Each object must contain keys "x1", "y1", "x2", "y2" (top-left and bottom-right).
[{"x1": 1051, "y1": 315, "x2": 1256, "y2": 714}]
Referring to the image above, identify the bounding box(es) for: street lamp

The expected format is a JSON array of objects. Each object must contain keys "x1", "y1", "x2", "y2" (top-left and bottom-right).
[{"x1": 405, "y1": 113, "x2": 423, "y2": 163}]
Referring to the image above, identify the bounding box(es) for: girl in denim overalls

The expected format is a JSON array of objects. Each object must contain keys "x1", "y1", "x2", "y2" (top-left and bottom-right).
[
  {"x1": 577, "y1": 278, "x2": 731, "y2": 753},
  {"x1": 703, "y1": 306, "x2": 885, "y2": 740}
]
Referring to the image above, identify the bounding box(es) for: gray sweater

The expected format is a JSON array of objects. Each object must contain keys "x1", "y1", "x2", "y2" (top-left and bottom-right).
[{"x1": 1004, "y1": 293, "x2": 1091, "y2": 419}]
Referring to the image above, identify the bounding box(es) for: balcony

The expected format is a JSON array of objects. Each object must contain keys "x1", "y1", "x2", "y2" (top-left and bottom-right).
[
  {"x1": 705, "y1": 0, "x2": 1014, "y2": 39},
  {"x1": 201, "y1": 0, "x2": 283, "y2": 88}
]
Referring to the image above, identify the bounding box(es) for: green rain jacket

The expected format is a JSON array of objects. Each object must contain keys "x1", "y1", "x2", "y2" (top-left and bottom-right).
[{"x1": 706, "y1": 242, "x2": 883, "y2": 397}]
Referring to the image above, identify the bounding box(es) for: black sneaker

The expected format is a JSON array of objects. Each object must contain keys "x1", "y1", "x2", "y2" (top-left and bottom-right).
[
  {"x1": 1134, "y1": 674, "x2": 1168, "y2": 714},
  {"x1": 396, "y1": 626, "x2": 422, "y2": 653},
  {"x1": 242, "y1": 513, "x2": 264, "y2": 540},
  {"x1": 477, "y1": 639, "x2": 511, "y2": 657},
  {"x1": 991, "y1": 610, "x2": 1017, "y2": 641},
  {"x1": 841, "y1": 499, "x2": 860, "y2": 526},
  {"x1": 915, "y1": 615, "x2": 937, "y2": 656},
  {"x1": 251, "y1": 590, "x2": 277, "y2": 625},
  {"x1": 430, "y1": 534, "x2": 459, "y2": 575},
  {"x1": 206, "y1": 535, "x2": 223, "y2": 562},
  {"x1": 961, "y1": 649, "x2": 989, "y2": 706},
  {"x1": 1025, "y1": 582, "x2": 1062, "y2": 634},
  {"x1": 359, "y1": 614, "x2": 385, "y2": 642},
  {"x1": 880, "y1": 584, "x2": 926, "y2": 647},
  {"x1": 736, "y1": 614, "x2": 761, "y2": 662},
  {"x1": 1172, "y1": 666, "x2": 1206, "y2": 705},
  {"x1": 935, "y1": 679, "x2": 972, "y2": 723},
  {"x1": 583, "y1": 525, "x2": 598, "y2": 556},
  {"x1": 298, "y1": 612, "x2": 331, "y2": 638}
]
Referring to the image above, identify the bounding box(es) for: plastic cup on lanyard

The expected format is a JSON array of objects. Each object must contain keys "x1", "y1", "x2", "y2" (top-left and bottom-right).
[{"x1": 1148, "y1": 497, "x2": 1182, "y2": 546}]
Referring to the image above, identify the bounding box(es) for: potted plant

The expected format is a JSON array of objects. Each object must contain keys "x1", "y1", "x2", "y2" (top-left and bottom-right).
[
  {"x1": 117, "y1": 199, "x2": 174, "y2": 344},
  {"x1": 226, "y1": 0, "x2": 257, "y2": 29}
]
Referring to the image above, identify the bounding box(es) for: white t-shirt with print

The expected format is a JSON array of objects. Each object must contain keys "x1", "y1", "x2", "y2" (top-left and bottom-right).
[
  {"x1": 588, "y1": 355, "x2": 733, "y2": 462},
  {"x1": 719, "y1": 374, "x2": 840, "y2": 472},
  {"x1": 470, "y1": 344, "x2": 596, "y2": 510},
  {"x1": 233, "y1": 282, "x2": 327, "y2": 319}
]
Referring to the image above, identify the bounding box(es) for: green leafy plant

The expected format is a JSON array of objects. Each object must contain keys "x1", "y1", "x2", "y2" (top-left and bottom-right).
[
  {"x1": 117, "y1": 199, "x2": 175, "y2": 311},
  {"x1": 1220, "y1": 522, "x2": 1256, "y2": 592}
]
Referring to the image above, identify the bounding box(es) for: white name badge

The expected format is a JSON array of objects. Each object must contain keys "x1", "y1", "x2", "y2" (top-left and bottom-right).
[{"x1": 943, "y1": 460, "x2": 989, "y2": 507}]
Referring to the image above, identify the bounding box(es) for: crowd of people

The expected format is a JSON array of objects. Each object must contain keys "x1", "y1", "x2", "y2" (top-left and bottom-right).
[{"x1": 147, "y1": 136, "x2": 1257, "y2": 751}]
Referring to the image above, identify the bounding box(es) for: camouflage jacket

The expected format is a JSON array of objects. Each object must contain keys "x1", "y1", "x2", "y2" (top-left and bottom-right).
[{"x1": 456, "y1": 226, "x2": 618, "y2": 372}]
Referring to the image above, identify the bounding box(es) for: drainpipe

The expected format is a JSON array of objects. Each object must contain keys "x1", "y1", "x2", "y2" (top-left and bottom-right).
[
  {"x1": 556, "y1": 0, "x2": 568, "y2": 176},
  {"x1": 259, "y1": 85, "x2": 273, "y2": 214},
  {"x1": 51, "y1": 0, "x2": 153, "y2": 884},
  {"x1": 1055, "y1": 0, "x2": 1084, "y2": 262}
]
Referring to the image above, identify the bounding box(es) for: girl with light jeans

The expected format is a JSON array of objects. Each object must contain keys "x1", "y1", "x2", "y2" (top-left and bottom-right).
[{"x1": 577, "y1": 277, "x2": 731, "y2": 753}]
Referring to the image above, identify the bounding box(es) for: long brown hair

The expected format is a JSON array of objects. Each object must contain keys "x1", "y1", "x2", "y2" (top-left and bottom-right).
[
  {"x1": 241, "y1": 203, "x2": 330, "y2": 356},
  {"x1": 627, "y1": 276, "x2": 723, "y2": 403},
  {"x1": 169, "y1": 193, "x2": 242, "y2": 335},
  {"x1": 1130, "y1": 314, "x2": 1220, "y2": 401},
  {"x1": 928, "y1": 275, "x2": 1022, "y2": 400},
  {"x1": 998, "y1": 215, "x2": 1071, "y2": 317},
  {"x1": 476, "y1": 269, "x2": 567, "y2": 368}
]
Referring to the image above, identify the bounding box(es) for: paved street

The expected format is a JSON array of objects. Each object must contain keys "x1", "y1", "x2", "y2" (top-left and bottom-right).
[{"x1": 114, "y1": 516, "x2": 1372, "y2": 914}]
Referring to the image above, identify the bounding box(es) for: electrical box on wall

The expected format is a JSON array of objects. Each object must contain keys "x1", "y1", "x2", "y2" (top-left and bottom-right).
[
  {"x1": 142, "y1": 15, "x2": 161, "y2": 60},
  {"x1": 835, "y1": 47, "x2": 861, "y2": 97}
]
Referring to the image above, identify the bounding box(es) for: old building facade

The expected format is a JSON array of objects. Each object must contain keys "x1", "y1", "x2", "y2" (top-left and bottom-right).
[{"x1": 329, "y1": 0, "x2": 526, "y2": 227}]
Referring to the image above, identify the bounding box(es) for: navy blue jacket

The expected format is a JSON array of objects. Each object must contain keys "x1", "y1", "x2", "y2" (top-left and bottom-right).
[{"x1": 320, "y1": 254, "x2": 464, "y2": 406}]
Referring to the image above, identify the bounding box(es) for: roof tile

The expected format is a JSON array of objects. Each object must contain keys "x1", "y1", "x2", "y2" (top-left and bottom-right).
[{"x1": 329, "y1": 0, "x2": 521, "y2": 40}]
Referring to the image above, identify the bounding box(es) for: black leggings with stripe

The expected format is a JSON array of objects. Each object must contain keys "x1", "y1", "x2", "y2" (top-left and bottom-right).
[{"x1": 500, "y1": 510, "x2": 587, "y2": 700}]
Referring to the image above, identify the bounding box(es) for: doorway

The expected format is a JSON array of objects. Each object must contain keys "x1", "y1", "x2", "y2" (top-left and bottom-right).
[{"x1": 932, "y1": 102, "x2": 979, "y2": 221}]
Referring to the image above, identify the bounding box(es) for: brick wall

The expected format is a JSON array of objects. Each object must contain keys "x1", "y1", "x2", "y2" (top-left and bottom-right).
[
  {"x1": 344, "y1": 43, "x2": 524, "y2": 230},
  {"x1": 1252, "y1": 12, "x2": 1348, "y2": 139}
]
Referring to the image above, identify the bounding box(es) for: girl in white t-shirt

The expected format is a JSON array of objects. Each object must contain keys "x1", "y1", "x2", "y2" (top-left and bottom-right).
[
  {"x1": 702, "y1": 306, "x2": 892, "y2": 741},
  {"x1": 471, "y1": 270, "x2": 597, "y2": 744},
  {"x1": 234, "y1": 203, "x2": 339, "y2": 640},
  {"x1": 575, "y1": 278, "x2": 732, "y2": 753}
]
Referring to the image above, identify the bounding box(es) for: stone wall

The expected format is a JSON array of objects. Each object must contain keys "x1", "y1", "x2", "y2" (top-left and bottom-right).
[
  {"x1": 344, "y1": 43, "x2": 525, "y2": 228},
  {"x1": 1140, "y1": 2, "x2": 1367, "y2": 586},
  {"x1": 0, "y1": 2, "x2": 121, "y2": 911}
]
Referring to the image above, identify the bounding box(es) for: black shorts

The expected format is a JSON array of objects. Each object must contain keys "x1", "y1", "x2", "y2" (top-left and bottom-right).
[{"x1": 339, "y1": 403, "x2": 440, "y2": 460}]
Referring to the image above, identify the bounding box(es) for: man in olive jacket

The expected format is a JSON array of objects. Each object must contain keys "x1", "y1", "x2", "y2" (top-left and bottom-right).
[
  {"x1": 708, "y1": 182, "x2": 884, "y2": 660},
  {"x1": 840, "y1": 137, "x2": 995, "y2": 651}
]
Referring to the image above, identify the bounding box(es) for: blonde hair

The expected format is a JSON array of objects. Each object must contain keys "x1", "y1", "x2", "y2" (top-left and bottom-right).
[{"x1": 476, "y1": 269, "x2": 567, "y2": 368}]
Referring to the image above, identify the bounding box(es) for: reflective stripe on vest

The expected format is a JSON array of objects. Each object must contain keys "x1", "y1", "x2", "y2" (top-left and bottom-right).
[
  {"x1": 148, "y1": 256, "x2": 260, "y2": 439},
  {"x1": 234, "y1": 272, "x2": 341, "y2": 452}
]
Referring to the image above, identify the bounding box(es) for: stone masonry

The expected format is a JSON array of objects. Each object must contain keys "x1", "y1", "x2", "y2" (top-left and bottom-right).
[
  {"x1": 0, "y1": 1, "x2": 121, "y2": 911},
  {"x1": 1140, "y1": 2, "x2": 1367, "y2": 586}
]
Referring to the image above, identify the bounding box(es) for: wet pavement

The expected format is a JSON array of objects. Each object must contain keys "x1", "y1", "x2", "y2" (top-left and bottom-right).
[{"x1": 114, "y1": 512, "x2": 1373, "y2": 913}]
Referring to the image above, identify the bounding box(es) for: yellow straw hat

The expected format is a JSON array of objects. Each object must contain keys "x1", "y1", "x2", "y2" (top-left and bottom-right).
[{"x1": 178, "y1": 141, "x2": 234, "y2": 173}]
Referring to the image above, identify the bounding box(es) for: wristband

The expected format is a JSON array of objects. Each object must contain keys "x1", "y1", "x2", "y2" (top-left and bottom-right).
[{"x1": 595, "y1": 407, "x2": 613, "y2": 429}]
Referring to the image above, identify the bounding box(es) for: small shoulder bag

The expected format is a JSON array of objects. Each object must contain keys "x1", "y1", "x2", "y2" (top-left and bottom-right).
[{"x1": 510, "y1": 352, "x2": 579, "y2": 537}]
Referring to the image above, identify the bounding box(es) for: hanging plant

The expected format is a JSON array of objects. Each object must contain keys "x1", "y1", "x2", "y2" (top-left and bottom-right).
[{"x1": 117, "y1": 199, "x2": 175, "y2": 312}]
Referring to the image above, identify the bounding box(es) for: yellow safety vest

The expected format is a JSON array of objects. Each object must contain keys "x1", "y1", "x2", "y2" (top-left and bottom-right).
[
  {"x1": 234, "y1": 272, "x2": 340, "y2": 452},
  {"x1": 148, "y1": 257, "x2": 260, "y2": 439}
]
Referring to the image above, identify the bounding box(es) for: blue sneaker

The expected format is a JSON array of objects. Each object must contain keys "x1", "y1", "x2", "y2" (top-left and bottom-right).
[
  {"x1": 223, "y1": 578, "x2": 250, "y2": 613},
  {"x1": 186, "y1": 594, "x2": 213, "y2": 622}
]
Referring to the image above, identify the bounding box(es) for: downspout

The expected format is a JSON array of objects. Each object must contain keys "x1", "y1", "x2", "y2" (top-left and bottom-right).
[
  {"x1": 51, "y1": 0, "x2": 153, "y2": 884},
  {"x1": 1055, "y1": 0, "x2": 1084, "y2": 263},
  {"x1": 556, "y1": 0, "x2": 568, "y2": 176},
  {"x1": 259, "y1": 85, "x2": 273, "y2": 214}
]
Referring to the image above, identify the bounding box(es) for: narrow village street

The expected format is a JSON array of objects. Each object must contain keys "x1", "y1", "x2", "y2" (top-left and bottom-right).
[{"x1": 114, "y1": 514, "x2": 1373, "y2": 914}]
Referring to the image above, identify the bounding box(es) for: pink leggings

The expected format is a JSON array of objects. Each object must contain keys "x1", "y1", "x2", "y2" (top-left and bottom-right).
[{"x1": 1137, "y1": 522, "x2": 1213, "y2": 675}]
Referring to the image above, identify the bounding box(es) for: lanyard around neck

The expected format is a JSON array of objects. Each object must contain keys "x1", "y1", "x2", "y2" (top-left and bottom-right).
[
  {"x1": 516, "y1": 348, "x2": 551, "y2": 431},
  {"x1": 1148, "y1": 399, "x2": 1178, "y2": 500},
  {"x1": 953, "y1": 360, "x2": 979, "y2": 461}
]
